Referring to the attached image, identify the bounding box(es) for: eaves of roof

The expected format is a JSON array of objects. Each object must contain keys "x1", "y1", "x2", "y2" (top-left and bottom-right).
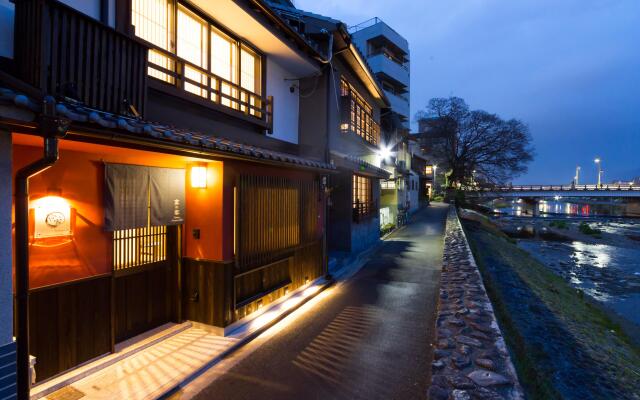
[
  {"x1": 330, "y1": 150, "x2": 390, "y2": 179},
  {"x1": 0, "y1": 87, "x2": 335, "y2": 172}
]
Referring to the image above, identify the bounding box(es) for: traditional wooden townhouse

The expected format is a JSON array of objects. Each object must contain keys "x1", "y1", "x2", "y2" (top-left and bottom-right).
[
  {"x1": 0, "y1": 0, "x2": 335, "y2": 397},
  {"x1": 266, "y1": 1, "x2": 391, "y2": 255}
]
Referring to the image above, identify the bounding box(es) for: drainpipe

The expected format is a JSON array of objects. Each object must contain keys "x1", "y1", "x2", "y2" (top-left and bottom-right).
[{"x1": 15, "y1": 96, "x2": 68, "y2": 400}]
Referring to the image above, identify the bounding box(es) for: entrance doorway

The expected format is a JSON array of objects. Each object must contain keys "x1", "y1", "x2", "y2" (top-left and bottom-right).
[{"x1": 113, "y1": 225, "x2": 180, "y2": 343}]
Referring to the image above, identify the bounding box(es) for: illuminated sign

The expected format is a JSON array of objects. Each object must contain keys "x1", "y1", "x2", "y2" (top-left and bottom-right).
[{"x1": 32, "y1": 196, "x2": 72, "y2": 238}]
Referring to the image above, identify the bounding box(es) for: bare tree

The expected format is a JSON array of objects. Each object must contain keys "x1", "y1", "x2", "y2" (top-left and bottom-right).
[{"x1": 416, "y1": 97, "x2": 534, "y2": 186}]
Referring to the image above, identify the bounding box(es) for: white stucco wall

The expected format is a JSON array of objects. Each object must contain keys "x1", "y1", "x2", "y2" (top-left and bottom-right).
[
  {"x1": 409, "y1": 173, "x2": 419, "y2": 213},
  {"x1": 266, "y1": 58, "x2": 299, "y2": 144},
  {"x1": 0, "y1": 131, "x2": 12, "y2": 344},
  {"x1": 0, "y1": 0, "x2": 14, "y2": 59}
]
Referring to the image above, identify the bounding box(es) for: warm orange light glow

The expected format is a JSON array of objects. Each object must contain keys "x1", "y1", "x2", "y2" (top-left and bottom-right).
[
  {"x1": 31, "y1": 196, "x2": 72, "y2": 238},
  {"x1": 191, "y1": 166, "x2": 207, "y2": 188}
]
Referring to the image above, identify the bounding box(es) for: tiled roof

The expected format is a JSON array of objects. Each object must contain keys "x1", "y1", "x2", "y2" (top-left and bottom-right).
[
  {"x1": 265, "y1": 1, "x2": 341, "y2": 26},
  {"x1": 0, "y1": 87, "x2": 335, "y2": 171}
]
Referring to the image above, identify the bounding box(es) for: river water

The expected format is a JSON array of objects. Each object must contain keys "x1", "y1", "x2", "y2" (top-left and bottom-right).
[{"x1": 494, "y1": 213, "x2": 640, "y2": 331}]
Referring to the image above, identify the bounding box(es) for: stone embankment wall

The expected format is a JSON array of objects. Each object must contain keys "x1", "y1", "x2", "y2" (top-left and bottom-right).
[{"x1": 428, "y1": 207, "x2": 523, "y2": 400}]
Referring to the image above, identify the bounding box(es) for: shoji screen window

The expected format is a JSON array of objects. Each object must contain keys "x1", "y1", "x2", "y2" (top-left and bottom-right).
[
  {"x1": 211, "y1": 28, "x2": 238, "y2": 108},
  {"x1": 177, "y1": 6, "x2": 208, "y2": 97},
  {"x1": 132, "y1": 0, "x2": 175, "y2": 83},
  {"x1": 240, "y1": 47, "x2": 261, "y2": 116}
]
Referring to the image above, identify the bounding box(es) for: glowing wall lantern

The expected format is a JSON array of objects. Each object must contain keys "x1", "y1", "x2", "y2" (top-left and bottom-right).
[
  {"x1": 190, "y1": 165, "x2": 207, "y2": 188},
  {"x1": 32, "y1": 196, "x2": 73, "y2": 238}
]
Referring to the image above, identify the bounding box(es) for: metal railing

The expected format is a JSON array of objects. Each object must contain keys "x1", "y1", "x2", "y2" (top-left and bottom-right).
[
  {"x1": 466, "y1": 184, "x2": 640, "y2": 192},
  {"x1": 369, "y1": 48, "x2": 409, "y2": 71}
]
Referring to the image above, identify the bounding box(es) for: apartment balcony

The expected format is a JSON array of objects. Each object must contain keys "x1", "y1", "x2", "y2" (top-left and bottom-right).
[
  {"x1": 351, "y1": 18, "x2": 409, "y2": 55},
  {"x1": 385, "y1": 90, "x2": 410, "y2": 121},
  {"x1": 14, "y1": 0, "x2": 148, "y2": 116},
  {"x1": 367, "y1": 53, "x2": 409, "y2": 88}
]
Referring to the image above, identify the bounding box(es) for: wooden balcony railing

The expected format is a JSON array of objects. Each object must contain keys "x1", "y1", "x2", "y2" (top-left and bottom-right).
[
  {"x1": 146, "y1": 45, "x2": 273, "y2": 128},
  {"x1": 14, "y1": 0, "x2": 148, "y2": 116},
  {"x1": 353, "y1": 200, "x2": 377, "y2": 223}
]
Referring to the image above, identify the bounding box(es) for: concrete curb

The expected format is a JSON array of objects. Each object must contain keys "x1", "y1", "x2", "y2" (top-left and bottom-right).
[{"x1": 159, "y1": 277, "x2": 334, "y2": 399}]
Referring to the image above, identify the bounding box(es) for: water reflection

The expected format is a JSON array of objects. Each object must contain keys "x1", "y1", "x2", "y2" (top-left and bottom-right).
[
  {"x1": 500, "y1": 200, "x2": 593, "y2": 216},
  {"x1": 571, "y1": 241, "x2": 611, "y2": 269},
  {"x1": 516, "y1": 221, "x2": 640, "y2": 326}
]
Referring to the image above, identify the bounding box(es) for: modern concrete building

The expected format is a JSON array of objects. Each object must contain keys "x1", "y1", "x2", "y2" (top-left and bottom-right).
[
  {"x1": 351, "y1": 17, "x2": 410, "y2": 130},
  {"x1": 350, "y1": 18, "x2": 415, "y2": 226}
]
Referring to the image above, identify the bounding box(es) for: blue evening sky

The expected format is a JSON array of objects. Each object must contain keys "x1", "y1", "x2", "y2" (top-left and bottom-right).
[{"x1": 294, "y1": 0, "x2": 640, "y2": 184}]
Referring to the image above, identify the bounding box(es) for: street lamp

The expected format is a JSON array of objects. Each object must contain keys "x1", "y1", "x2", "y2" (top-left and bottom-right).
[
  {"x1": 594, "y1": 158, "x2": 602, "y2": 187},
  {"x1": 574, "y1": 166, "x2": 581, "y2": 186},
  {"x1": 433, "y1": 165, "x2": 438, "y2": 193}
]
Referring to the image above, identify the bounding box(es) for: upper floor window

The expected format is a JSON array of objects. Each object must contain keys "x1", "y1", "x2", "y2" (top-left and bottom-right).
[
  {"x1": 132, "y1": 0, "x2": 264, "y2": 119},
  {"x1": 340, "y1": 79, "x2": 379, "y2": 145}
]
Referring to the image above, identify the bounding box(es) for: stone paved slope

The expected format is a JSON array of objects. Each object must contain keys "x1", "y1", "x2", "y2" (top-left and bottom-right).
[{"x1": 428, "y1": 208, "x2": 523, "y2": 400}]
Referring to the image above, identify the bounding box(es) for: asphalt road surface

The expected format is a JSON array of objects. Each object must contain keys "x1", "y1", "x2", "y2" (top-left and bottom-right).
[{"x1": 190, "y1": 203, "x2": 448, "y2": 400}]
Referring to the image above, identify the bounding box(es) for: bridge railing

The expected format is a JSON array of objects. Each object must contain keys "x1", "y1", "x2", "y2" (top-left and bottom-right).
[{"x1": 465, "y1": 184, "x2": 640, "y2": 192}]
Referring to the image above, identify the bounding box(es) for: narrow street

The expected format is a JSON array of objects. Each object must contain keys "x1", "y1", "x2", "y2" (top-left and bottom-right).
[{"x1": 187, "y1": 203, "x2": 449, "y2": 400}]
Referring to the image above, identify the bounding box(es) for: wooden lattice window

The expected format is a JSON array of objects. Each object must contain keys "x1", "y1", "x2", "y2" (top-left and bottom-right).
[
  {"x1": 353, "y1": 174, "x2": 374, "y2": 221},
  {"x1": 236, "y1": 176, "x2": 320, "y2": 269},
  {"x1": 340, "y1": 78, "x2": 379, "y2": 145},
  {"x1": 113, "y1": 225, "x2": 167, "y2": 272},
  {"x1": 132, "y1": 0, "x2": 264, "y2": 117}
]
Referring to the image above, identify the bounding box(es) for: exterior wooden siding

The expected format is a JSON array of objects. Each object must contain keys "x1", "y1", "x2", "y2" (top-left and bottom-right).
[
  {"x1": 14, "y1": 0, "x2": 148, "y2": 116},
  {"x1": 28, "y1": 275, "x2": 112, "y2": 382},
  {"x1": 236, "y1": 175, "x2": 319, "y2": 270}
]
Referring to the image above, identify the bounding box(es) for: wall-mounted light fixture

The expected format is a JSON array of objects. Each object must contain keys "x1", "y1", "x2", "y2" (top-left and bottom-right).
[
  {"x1": 190, "y1": 165, "x2": 207, "y2": 188},
  {"x1": 31, "y1": 195, "x2": 73, "y2": 238}
]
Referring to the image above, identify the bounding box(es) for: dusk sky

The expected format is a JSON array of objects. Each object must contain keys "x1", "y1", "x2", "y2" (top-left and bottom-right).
[{"x1": 295, "y1": 0, "x2": 640, "y2": 184}]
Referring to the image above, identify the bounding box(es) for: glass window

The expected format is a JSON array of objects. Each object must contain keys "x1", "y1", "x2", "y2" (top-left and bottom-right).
[
  {"x1": 341, "y1": 78, "x2": 379, "y2": 145},
  {"x1": 353, "y1": 175, "x2": 373, "y2": 221},
  {"x1": 132, "y1": 0, "x2": 175, "y2": 83},
  {"x1": 240, "y1": 47, "x2": 260, "y2": 115},
  {"x1": 177, "y1": 6, "x2": 208, "y2": 97},
  {"x1": 211, "y1": 28, "x2": 238, "y2": 107},
  {"x1": 132, "y1": 1, "x2": 263, "y2": 117}
]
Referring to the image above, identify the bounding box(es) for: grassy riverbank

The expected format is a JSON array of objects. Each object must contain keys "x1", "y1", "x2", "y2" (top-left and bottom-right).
[{"x1": 462, "y1": 219, "x2": 640, "y2": 400}]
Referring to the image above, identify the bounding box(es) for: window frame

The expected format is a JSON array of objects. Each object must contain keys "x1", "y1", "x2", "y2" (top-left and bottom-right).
[
  {"x1": 352, "y1": 174, "x2": 375, "y2": 222},
  {"x1": 340, "y1": 78, "x2": 379, "y2": 145},
  {"x1": 130, "y1": 0, "x2": 267, "y2": 123}
]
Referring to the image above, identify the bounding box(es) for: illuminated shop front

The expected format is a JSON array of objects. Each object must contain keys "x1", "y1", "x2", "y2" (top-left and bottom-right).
[{"x1": 11, "y1": 132, "x2": 327, "y2": 383}]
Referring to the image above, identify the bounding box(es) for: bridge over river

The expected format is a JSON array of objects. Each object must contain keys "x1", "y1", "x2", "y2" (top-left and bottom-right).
[
  {"x1": 463, "y1": 184, "x2": 640, "y2": 217},
  {"x1": 464, "y1": 184, "x2": 640, "y2": 199}
]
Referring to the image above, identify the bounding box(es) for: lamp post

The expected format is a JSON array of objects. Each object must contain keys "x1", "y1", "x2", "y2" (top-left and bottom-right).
[
  {"x1": 433, "y1": 165, "x2": 438, "y2": 193},
  {"x1": 594, "y1": 158, "x2": 602, "y2": 187},
  {"x1": 574, "y1": 166, "x2": 580, "y2": 186}
]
